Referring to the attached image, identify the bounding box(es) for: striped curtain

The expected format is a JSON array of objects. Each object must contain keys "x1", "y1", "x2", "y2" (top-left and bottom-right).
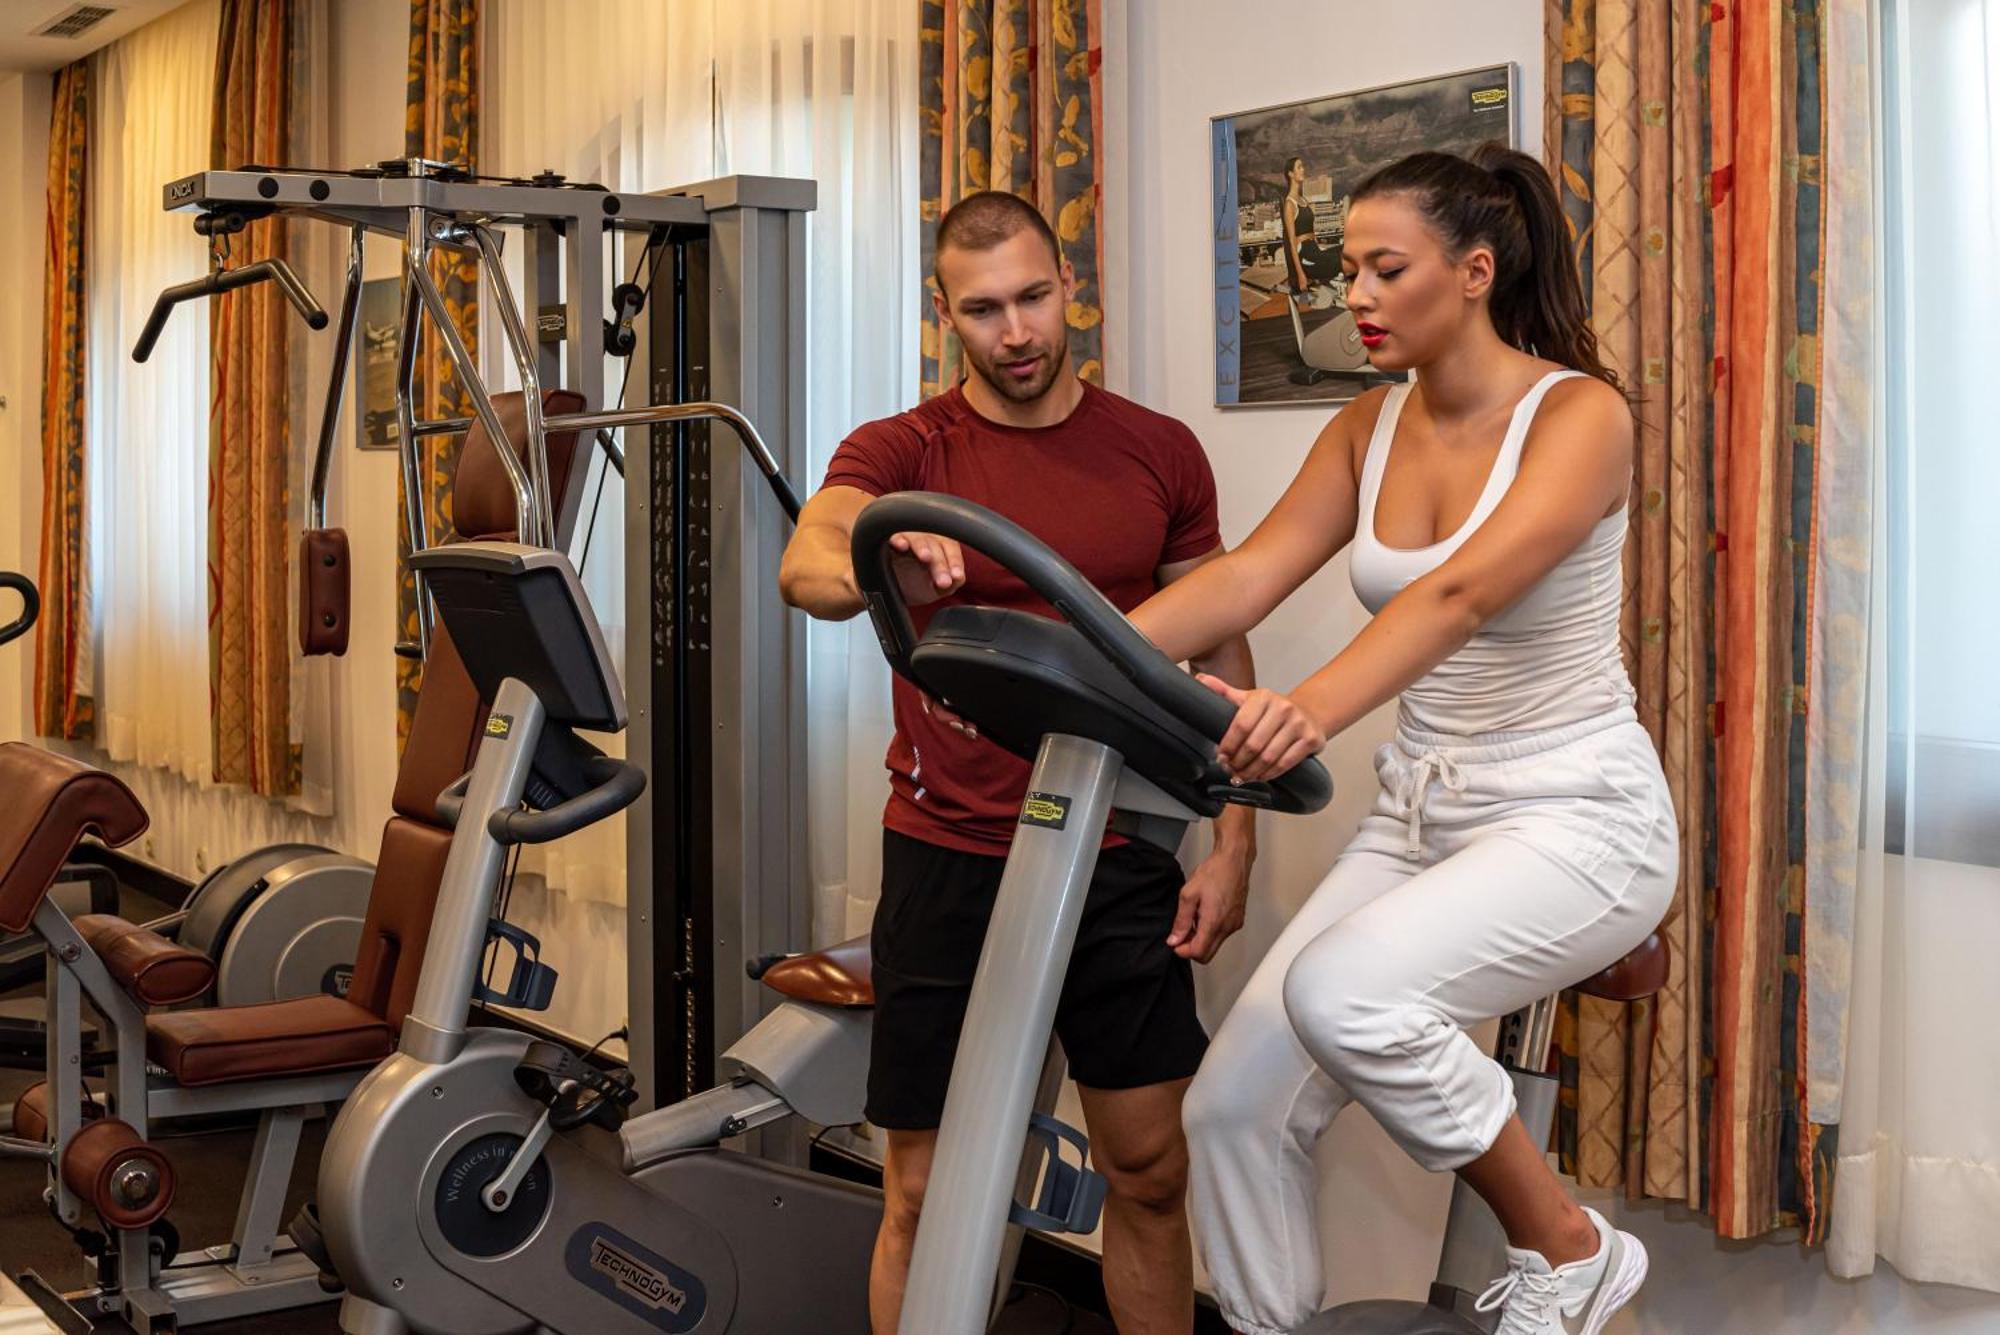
[
  {"x1": 208, "y1": 0, "x2": 302, "y2": 795},
  {"x1": 35, "y1": 62, "x2": 93, "y2": 743},
  {"x1": 1547, "y1": 0, "x2": 1865, "y2": 1243},
  {"x1": 396, "y1": 0, "x2": 480, "y2": 744},
  {"x1": 919, "y1": 0, "x2": 1104, "y2": 397},
  {"x1": 1543, "y1": 0, "x2": 1710, "y2": 1215}
]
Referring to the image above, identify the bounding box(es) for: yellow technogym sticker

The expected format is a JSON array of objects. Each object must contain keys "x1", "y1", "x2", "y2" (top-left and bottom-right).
[
  {"x1": 485, "y1": 714, "x2": 513, "y2": 739},
  {"x1": 1019, "y1": 793, "x2": 1071, "y2": 830}
]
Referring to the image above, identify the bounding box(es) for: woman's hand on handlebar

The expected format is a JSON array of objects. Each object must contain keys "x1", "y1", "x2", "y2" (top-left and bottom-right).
[
  {"x1": 889, "y1": 531, "x2": 966, "y2": 607},
  {"x1": 1199, "y1": 673, "x2": 1328, "y2": 784}
]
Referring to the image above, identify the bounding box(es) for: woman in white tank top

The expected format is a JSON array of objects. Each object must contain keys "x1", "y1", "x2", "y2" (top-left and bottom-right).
[{"x1": 1131, "y1": 146, "x2": 1677, "y2": 1335}]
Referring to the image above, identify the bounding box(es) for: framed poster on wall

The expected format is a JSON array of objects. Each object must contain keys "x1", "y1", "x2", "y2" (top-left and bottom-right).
[{"x1": 1211, "y1": 64, "x2": 1517, "y2": 408}]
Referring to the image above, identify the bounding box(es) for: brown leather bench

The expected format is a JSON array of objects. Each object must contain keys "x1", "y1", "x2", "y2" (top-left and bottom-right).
[{"x1": 0, "y1": 743, "x2": 148, "y2": 936}]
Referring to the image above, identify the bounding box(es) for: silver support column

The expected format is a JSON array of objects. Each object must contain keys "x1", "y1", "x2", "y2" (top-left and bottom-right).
[
  {"x1": 520, "y1": 221, "x2": 565, "y2": 390},
  {"x1": 900, "y1": 734, "x2": 1123, "y2": 1335},
  {"x1": 400, "y1": 677, "x2": 545, "y2": 1064},
  {"x1": 230, "y1": 1107, "x2": 307, "y2": 1267},
  {"x1": 625, "y1": 176, "x2": 815, "y2": 1112}
]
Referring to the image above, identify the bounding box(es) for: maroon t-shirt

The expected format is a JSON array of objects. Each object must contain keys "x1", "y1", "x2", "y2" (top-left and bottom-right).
[{"x1": 823, "y1": 382, "x2": 1222, "y2": 855}]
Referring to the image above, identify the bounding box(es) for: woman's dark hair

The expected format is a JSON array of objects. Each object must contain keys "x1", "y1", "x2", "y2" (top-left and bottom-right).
[
  {"x1": 1351, "y1": 142, "x2": 1621, "y2": 391},
  {"x1": 1286, "y1": 155, "x2": 1305, "y2": 176}
]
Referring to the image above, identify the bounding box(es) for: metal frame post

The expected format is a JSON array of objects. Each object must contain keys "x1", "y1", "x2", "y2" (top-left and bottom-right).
[
  {"x1": 626, "y1": 178, "x2": 815, "y2": 1112},
  {"x1": 899, "y1": 734, "x2": 1123, "y2": 1335}
]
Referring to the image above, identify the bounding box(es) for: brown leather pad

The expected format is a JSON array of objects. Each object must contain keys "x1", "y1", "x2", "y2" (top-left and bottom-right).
[
  {"x1": 299, "y1": 528, "x2": 352, "y2": 657},
  {"x1": 759, "y1": 934, "x2": 875, "y2": 1008},
  {"x1": 0, "y1": 743, "x2": 149, "y2": 934},
  {"x1": 11, "y1": 1081, "x2": 107, "y2": 1143},
  {"x1": 390, "y1": 627, "x2": 485, "y2": 824},
  {"x1": 341, "y1": 817, "x2": 454, "y2": 1033},
  {"x1": 452, "y1": 388, "x2": 588, "y2": 540},
  {"x1": 11, "y1": 1082, "x2": 50, "y2": 1142},
  {"x1": 74, "y1": 914, "x2": 217, "y2": 1006},
  {"x1": 1573, "y1": 931, "x2": 1670, "y2": 1001},
  {"x1": 61, "y1": 1118, "x2": 174, "y2": 1229},
  {"x1": 145, "y1": 993, "x2": 394, "y2": 1087}
]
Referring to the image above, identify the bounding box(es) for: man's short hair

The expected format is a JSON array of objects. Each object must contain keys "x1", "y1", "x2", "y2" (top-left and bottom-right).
[{"x1": 933, "y1": 191, "x2": 1062, "y2": 292}]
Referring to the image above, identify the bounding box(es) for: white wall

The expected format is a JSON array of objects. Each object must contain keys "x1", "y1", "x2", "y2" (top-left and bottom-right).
[
  {"x1": 1103, "y1": 1, "x2": 2000, "y2": 1330},
  {"x1": 0, "y1": 71, "x2": 52, "y2": 744}
]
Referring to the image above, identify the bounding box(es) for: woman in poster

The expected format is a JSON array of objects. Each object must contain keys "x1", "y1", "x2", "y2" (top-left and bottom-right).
[{"x1": 1281, "y1": 154, "x2": 1341, "y2": 302}]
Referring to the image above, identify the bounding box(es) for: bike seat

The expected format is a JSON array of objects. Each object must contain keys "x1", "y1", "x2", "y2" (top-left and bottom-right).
[
  {"x1": 757, "y1": 934, "x2": 874, "y2": 1008},
  {"x1": 1573, "y1": 930, "x2": 1669, "y2": 1001}
]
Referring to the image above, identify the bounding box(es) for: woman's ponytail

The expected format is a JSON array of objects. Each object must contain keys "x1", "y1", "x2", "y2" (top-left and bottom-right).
[
  {"x1": 1470, "y1": 144, "x2": 1620, "y2": 391},
  {"x1": 1353, "y1": 143, "x2": 1623, "y2": 392}
]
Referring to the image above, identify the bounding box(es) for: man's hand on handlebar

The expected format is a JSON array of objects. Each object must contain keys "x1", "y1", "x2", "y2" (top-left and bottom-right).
[
  {"x1": 922, "y1": 692, "x2": 977, "y2": 741},
  {"x1": 888, "y1": 531, "x2": 966, "y2": 607}
]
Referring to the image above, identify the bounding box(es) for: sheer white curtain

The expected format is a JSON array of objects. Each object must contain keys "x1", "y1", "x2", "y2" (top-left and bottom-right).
[
  {"x1": 484, "y1": 1, "x2": 915, "y2": 938},
  {"x1": 85, "y1": 0, "x2": 220, "y2": 785},
  {"x1": 709, "y1": 3, "x2": 916, "y2": 943},
  {"x1": 1827, "y1": 0, "x2": 2000, "y2": 1294},
  {"x1": 480, "y1": 4, "x2": 696, "y2": 909}
]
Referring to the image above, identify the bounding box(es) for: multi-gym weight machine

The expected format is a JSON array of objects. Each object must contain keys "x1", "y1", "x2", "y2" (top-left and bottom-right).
[
  {"x1": 0, "y1": 157, "x2": 817, "y2": 1334},
  {"x1": 141, "y1": 156, "x2": 821, "y2": 1110}
]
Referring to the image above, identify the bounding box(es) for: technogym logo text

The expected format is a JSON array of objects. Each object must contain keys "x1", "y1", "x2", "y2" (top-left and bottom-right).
[
  {"x1": 589, "y1": 1237, "x2": 687, "y2": 1313},
  {"x1": 1020, "y1": 791, "x2": 1072, "y2": 830},
  {"x1": 565, "y1": 1223, "x2": 707, "y2": 1332}
]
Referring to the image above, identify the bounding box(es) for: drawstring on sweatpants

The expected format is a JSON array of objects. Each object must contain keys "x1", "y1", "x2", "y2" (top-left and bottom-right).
[{"x1": 1394, "y1": 750, "x2": 1467, "y2": 859}]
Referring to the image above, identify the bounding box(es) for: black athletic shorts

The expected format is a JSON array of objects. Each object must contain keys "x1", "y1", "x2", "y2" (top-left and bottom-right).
[{"x1": 865, "y1": 828, "x2": 1210, "y2": 1130}]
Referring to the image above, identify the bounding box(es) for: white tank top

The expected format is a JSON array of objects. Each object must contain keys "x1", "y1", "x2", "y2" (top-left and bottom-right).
[{"x1": 1348, "y1": 371, "x2": 1635, "y2": 738}]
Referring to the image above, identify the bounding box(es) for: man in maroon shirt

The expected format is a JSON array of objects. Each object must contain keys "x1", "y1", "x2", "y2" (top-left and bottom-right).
[{"x1": 778, "y1": 192, "x2": 1256, "y2": 1334}]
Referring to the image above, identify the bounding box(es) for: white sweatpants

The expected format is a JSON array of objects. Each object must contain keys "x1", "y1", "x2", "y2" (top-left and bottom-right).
[{"x1": 1185, "y1": 710, "x2": 1678, "y2": 1335}]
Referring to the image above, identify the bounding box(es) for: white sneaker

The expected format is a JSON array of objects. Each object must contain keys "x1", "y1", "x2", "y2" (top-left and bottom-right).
[{"x1": 1473, "y1": 1207, "x2": 1648, "y2": 1335}]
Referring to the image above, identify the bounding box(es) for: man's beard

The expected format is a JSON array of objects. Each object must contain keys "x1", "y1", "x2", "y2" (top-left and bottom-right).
[{"x1": 971, "y1": 326, "x2": 1069, "y2": 404}]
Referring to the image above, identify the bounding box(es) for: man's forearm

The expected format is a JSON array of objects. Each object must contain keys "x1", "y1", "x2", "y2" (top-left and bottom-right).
[{"x1": 778, "y1": 526, "x2": 865, "y2": 620}]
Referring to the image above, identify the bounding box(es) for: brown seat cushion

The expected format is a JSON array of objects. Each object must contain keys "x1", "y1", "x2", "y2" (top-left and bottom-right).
[
  {"x1": 758, "y1": 934, "x2": 874, "y2": 1008},
  {"x1": 74, "y1": 914, "x2": 216, "y2": 1006},
  {"x1": 389, "y1": 628, "x2": 486, "y2": 824},
  {"x1": 145, "y1": 993, "x2": 394, "y2": 1087},
  {"x1": 1574, "y1": 931, "x2": 1670, "y2": 1002},
  {"x1": 451, "y1": 388, "x2": 588, "y2": 542},
  {"x1": 343, "y1": 817, "x2": 455, "y2": 1032},
  {"x1": 0, "y1": 743, "x2": 148, "y2": 934}
]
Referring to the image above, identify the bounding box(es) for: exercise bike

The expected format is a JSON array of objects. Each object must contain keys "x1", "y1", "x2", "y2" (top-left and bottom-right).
[{"x1": 309, "y1": 493, "x2": 1332, "y2": 1335}]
